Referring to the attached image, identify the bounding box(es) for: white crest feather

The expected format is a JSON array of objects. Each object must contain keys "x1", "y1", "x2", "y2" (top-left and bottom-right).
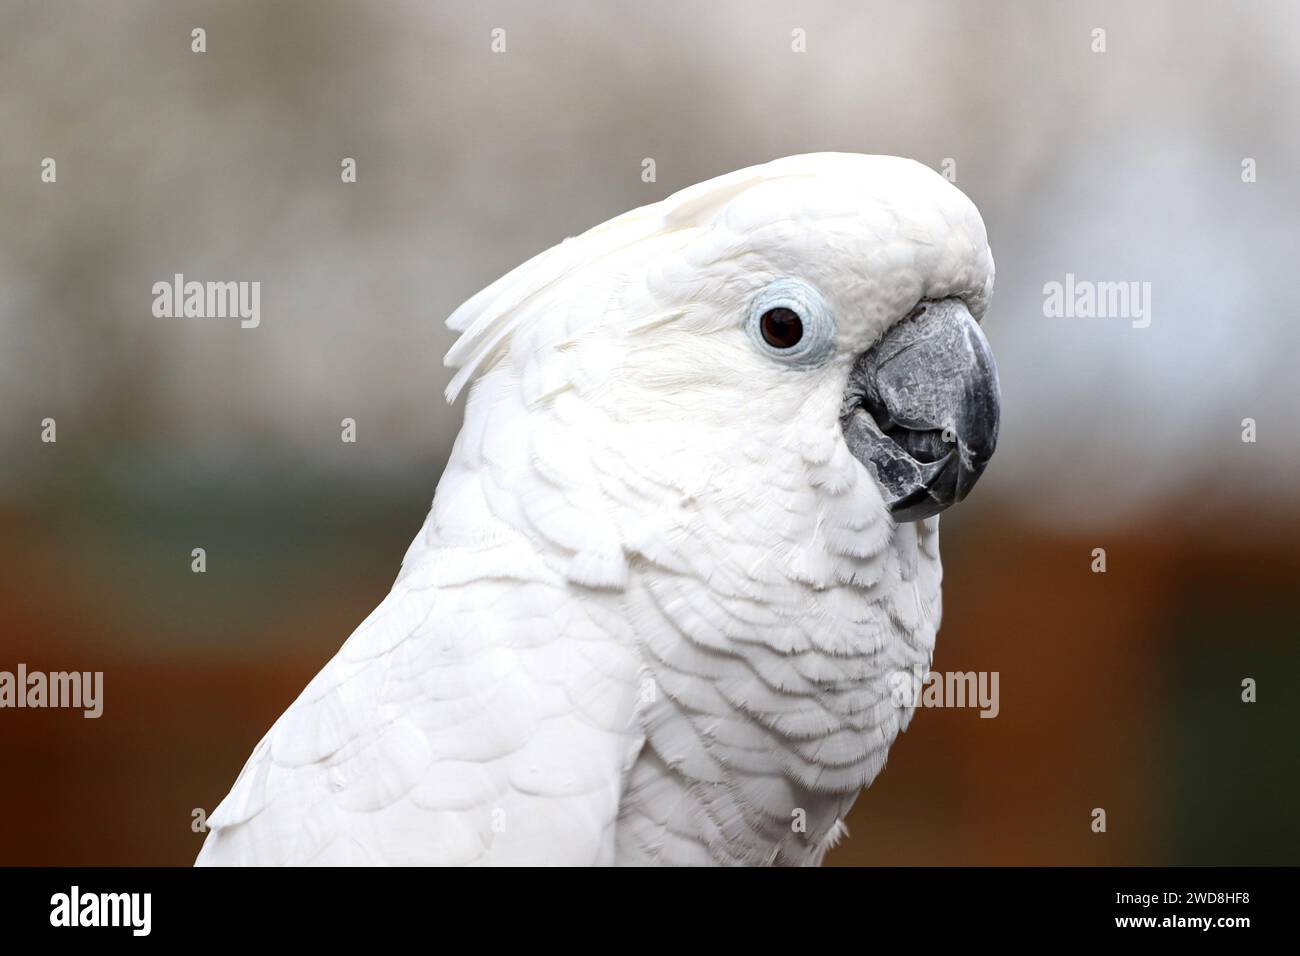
[{"x1": 441, "y1": 156, "x2": 854, "y2": 403}]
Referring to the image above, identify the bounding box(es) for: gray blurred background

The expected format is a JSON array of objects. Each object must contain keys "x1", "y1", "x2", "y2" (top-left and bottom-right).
[{"x1": 1, "y1": 0, "x2": 1296, "y2": 865}]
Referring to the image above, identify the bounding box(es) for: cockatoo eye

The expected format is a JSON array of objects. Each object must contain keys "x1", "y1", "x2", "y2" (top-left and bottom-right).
[
  {"x1": 746, "y1": 278, "x2": 835, "y2": 365},
  {"x1": 759, "y1": 308, "x2": 803, "y2": 348}
]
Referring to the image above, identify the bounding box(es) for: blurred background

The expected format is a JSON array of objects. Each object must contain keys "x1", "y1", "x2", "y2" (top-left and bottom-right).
[{"x1": 1, "y1": 0, "x2": 1296, "y2": 865}]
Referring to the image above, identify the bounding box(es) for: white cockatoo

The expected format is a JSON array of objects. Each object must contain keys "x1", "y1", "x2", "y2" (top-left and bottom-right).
[{"x1": 197, "y1": 153, "x2": 999, "y2": 867}]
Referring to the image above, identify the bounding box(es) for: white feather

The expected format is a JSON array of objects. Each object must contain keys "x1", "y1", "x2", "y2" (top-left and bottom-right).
[{"x1": 198, "y1": 153, "x2": 993, "y2": 866}]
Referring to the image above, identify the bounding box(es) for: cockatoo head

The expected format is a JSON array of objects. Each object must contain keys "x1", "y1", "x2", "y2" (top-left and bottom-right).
[
  {"x1": 446, "y1": 153, "x2": 998, "y2": 541},
  {"x1": 613, "y1": 154, "x2": 998, "y2": 522}
]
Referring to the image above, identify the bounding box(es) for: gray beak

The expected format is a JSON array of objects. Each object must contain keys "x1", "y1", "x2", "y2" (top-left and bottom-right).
[{"x1": 840, "y1": 298, "x2": 1000, "y2": 521}]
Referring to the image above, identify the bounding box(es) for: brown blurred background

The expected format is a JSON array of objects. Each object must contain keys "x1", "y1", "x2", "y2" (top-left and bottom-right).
[{"x1": 1, "y1": 0, "x2": 1297, "y2": 865}]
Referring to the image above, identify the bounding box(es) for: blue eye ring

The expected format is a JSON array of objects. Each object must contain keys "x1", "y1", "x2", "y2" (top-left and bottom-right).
[{"x1": 746, "y1": 278, "x2": 836, "y2": 366}]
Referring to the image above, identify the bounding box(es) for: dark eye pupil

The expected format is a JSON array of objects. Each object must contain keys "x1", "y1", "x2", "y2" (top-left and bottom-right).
[{"x1": 760, "y1": 307, "x2": 803, "y2": 349}]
